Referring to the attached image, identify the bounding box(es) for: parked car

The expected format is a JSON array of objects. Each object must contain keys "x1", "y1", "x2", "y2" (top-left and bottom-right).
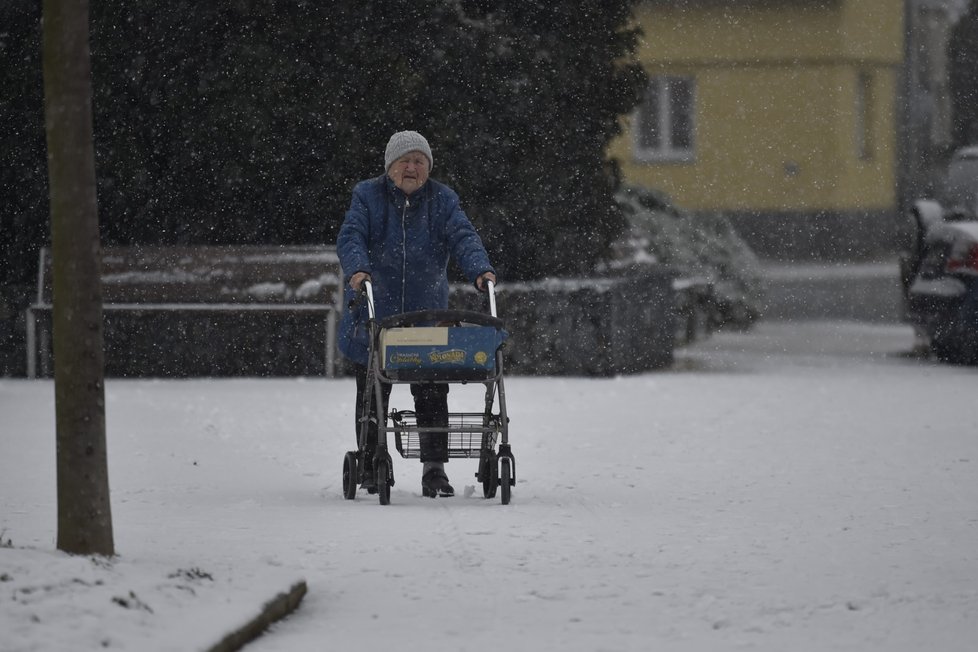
[{"x1": 901, "y1": 146, "x2": 978, "y2": 364}]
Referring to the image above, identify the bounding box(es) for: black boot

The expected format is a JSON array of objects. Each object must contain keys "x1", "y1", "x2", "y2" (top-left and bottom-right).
[{"x1": 421, "y1": 463, "x2": 454, "y2": 498}]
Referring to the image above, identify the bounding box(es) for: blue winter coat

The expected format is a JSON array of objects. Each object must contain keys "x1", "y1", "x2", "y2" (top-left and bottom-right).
[{"x1": 336, "y1": 175, "x2": 495, "y2": 365}]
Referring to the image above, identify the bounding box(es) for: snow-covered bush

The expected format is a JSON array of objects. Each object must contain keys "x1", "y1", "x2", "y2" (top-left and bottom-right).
[{"x1": 610, "y1": 186, "x2": 765, "y2": 335}]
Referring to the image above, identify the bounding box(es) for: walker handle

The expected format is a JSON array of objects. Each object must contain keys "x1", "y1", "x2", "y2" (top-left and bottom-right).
[
  {"x1": 363, "y1": 280, "x2": 375, "y2": 320},
  {"x1": 486, "y1": 280, "x2": 497, "y2": 318},
  {"x1": 362, "y1": 278, "x2": 495, "y2": 321}
]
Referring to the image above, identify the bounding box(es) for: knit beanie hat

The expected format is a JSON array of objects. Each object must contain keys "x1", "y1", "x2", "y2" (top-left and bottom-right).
[{"x1": 384, "y1": 131, "x2": 433, "y2": 172}]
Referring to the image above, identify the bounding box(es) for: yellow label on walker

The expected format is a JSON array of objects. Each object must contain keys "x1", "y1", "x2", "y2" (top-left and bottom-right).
[{"x1": 428, "y1": 349, "x2": 466, "y2": 364}]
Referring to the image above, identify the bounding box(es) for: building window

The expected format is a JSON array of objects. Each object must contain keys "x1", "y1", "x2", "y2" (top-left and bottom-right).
[
  {"x1": 855, "y1": 71, "x2": 874, "y2": 161},
  {"x1": 635, "y1": 75, "x2": 696, "y2": 162}
]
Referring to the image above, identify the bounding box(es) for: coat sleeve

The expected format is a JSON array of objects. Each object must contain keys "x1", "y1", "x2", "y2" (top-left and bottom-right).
[
  {"x1": 336, "y1": 183, "x2": 372, "y2": 282},
  {"x1": 443, "y1": 192, "x2": 495, "y2": 283}
]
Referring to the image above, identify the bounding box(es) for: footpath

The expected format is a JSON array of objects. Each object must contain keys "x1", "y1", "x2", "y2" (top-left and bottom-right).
[
  {"x1": 757, "y1": 260, "x2": 904, "y2": 323},
  {"x1": 1, "y1": 260, "x2": 906, "y2": 652}
]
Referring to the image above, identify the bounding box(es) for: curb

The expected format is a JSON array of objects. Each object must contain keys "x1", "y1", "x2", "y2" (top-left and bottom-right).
[{"x1": 204, "y1": 579, "x2": 308, "y2": 652}]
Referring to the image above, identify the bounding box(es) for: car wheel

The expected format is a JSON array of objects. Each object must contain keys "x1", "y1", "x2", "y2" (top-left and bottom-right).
[
  {"x1": 931, "y1": 321, "x2": 973, "y2": 364},
  {"x1": 931, "y1": 334, "x2": 961, "y2": 363}
]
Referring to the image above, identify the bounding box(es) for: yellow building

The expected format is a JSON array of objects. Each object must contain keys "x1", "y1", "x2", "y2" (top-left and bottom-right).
[{"x1": 611, "y1": 0, "x2": 906, "y2": 259}]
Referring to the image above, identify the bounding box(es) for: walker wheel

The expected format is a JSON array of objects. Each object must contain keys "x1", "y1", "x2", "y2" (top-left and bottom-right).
[
  {"x1": 500, "y1": 457, "x2": 512, "y2": 505},
  {"x1": 376, "y1": 458, "x2": 391, "y2": 505},
  {"x1": 481, "y1": 451, "x2": 498, "y2": 499},
  {"x1": 342, "y1": 451, "x2": 358, "y2": 500}
]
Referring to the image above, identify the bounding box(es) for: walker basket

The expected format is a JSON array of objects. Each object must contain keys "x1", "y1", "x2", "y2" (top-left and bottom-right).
[{"x1": 390, "y1": 410, "x2": 501, "y2": 459}]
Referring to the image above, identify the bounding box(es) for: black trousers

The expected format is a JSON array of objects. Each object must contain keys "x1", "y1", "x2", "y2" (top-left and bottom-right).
[{"x1": 354, "y1": 365, "x2": 449, "y2": 463}]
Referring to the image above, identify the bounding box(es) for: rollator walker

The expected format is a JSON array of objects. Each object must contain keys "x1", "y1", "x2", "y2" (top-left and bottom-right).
[{"x1": 342, "y1": 280, "x2": 515, "y2": 504}]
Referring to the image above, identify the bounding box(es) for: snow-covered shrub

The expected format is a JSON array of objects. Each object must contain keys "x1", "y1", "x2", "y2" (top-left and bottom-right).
[{"x1": 610, "y1": 186, "x2": 765, "y2": 334}]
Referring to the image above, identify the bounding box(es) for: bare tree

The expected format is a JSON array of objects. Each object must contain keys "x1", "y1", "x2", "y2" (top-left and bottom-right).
[{"x1": 42, "y1": 0, "x2": 114, "y2": 556}]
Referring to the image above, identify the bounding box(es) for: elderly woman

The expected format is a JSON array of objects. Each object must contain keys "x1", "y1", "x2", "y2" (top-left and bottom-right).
[{"x1": 337, "y1": 131, "x2": 496, "y2": 498}]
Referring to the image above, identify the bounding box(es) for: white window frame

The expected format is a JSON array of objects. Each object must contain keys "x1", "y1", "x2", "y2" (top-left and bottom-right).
[{"x1": 634, "y1": 75, "x2": 696, "y2": 163}]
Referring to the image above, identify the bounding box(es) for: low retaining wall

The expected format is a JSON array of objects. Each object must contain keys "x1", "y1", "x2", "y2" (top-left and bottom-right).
[
  {"x1": 21, "y1": 268, "x2": 678, "y2": 378},
  {"x1": 450, "y1": 268, "x2": 677, "y2": 376}
]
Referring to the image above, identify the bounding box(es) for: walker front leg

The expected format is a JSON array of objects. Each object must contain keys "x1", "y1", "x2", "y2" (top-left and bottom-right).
[{"x1": 371, "y1": 370, "x2": 394, "y2": 505}]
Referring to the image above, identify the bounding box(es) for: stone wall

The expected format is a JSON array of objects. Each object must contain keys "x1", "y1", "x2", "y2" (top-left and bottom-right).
[{"x1": 0, "y1": 285, "x2": 31, "y2": 377}]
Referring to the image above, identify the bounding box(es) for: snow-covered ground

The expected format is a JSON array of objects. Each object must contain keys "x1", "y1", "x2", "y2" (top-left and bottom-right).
[{"x1": 2, "y1": 320, "x2": 977, "y2": 651}]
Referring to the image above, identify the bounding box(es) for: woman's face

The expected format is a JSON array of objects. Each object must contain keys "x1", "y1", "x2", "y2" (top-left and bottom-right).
[{"x1": 388, "y1": 151, "x2": 430, "y2": 194}]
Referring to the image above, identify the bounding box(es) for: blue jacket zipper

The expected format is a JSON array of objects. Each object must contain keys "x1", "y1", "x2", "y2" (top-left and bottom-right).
[{"x1": 401, "y1": 197, "x2": 409, "y2": 313}]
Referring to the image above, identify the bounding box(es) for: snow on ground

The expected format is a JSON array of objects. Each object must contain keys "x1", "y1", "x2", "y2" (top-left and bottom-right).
[
  {"x1": 0, "y1": 548, "x2": 303, "y2": 652},
  {"x1": 2, "y1": 320, "x2": 978, "y2": 652}
]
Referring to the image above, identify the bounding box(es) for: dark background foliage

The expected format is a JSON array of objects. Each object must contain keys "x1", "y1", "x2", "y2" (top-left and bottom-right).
[
  {"x1": 1, "y1": 4, "x2": 48, "y2": 288},
  {"x1": 1, "y1": 0, "x2": 646, "y2": 288}
]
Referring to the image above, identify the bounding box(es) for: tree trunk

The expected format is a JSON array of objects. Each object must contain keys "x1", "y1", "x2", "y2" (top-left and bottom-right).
[{"x1": 42, "y1": 0, "x2": 114, "y2": 556}]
